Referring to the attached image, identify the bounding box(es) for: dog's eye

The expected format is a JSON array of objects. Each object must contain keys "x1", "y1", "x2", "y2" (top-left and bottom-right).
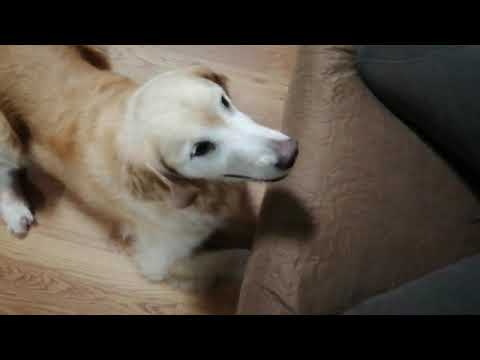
[
  {"x1": 221, "y1": 96, "x2": 231, "y2": 109},
  {"x1": 192, "y1": 141, "x2": 216, "y2": 158}
]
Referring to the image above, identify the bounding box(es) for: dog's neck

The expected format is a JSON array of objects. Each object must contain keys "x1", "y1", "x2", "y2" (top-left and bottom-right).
[
  {"x1": 90, "y1": 78, "x2": 140, "y2": 180},
  {"x1": 117, "y1": 83, "x2": 152, "y2": 167}
]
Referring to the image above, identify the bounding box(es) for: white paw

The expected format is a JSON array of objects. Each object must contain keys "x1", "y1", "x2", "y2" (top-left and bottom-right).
[
  {"x1": 134, "y1": 250, "x2": 170, "y2": 283},
  {"x1": 1, "y1": 200, "x2": 35, "y2": 238}
]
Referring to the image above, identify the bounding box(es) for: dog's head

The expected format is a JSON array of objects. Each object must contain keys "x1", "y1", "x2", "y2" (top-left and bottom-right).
[{"x1": 122, "y1": 66, "x2": 299, "y2": 207}]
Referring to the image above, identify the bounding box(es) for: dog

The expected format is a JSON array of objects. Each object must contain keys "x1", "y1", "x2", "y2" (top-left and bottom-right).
[{"x1": 0, "y1": 45, "x2": 298, "y2": 289}]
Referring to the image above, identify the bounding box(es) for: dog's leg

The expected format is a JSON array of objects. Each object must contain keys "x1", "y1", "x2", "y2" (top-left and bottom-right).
[
  {"x1": 0, "y1": 111, "x2": 34, "y2": 238},
  {"x1": 133, "y1": 226, "x2": 201, "y2": 283},
  {"x1": 133, "y1": 225, "x2": 250, "y2": 291}
]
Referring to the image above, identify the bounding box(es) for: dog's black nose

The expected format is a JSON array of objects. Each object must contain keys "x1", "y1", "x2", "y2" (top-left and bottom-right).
[{"x1": 274, "y1": 139, "x2": 299, "y2": 171}]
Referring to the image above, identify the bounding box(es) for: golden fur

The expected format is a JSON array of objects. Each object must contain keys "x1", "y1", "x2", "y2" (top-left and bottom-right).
[
  {"x1": 0, "y1": 45, "x2": 256, "y2": 287},
  {"x1": 0, "y1": 46, "x2": 251, "y2": 220}
]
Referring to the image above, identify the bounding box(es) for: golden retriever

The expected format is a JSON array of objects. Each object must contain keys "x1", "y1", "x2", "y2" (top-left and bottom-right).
[{"x1": 0, "y1": 45, "x2": 298, "y2": 289}]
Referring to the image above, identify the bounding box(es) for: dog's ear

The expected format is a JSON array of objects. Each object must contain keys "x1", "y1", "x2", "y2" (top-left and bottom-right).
[
  {"x1": 191, "y1": 67, "x2": 230, "y2": 95},
  {"x1": 124, "y1": 163, "x2": 200, "y2": 209},
  {"x1": 75, "y1": 45, "x2": 111, "y2": 71}
]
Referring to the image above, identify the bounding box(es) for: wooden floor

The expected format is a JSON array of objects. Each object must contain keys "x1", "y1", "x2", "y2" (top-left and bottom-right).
[{"x1": 0, "y1": 45, "x2": 298, "y2": 315}]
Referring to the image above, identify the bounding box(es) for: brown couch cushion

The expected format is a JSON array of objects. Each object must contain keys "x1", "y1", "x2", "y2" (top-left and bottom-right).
[{"x1": 237, "y1": 45, "x2": 480, "y2": 315}]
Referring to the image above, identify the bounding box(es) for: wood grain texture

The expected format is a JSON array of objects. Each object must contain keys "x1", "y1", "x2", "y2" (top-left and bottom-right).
[{"x1": 0, "y1": 45, "x2": 298, "y2": 315}]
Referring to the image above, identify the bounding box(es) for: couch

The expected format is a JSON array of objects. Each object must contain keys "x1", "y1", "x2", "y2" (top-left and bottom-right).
[{"x1": 236, "y1": 45, "x2": 480, "y2": 315}]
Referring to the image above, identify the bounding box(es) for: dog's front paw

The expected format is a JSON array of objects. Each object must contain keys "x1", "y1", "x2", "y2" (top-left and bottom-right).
[
  {"x1": 1, "y1": 200, "x2": 35, "y2": 239},
  {"x1": 134, "y1": 249, "x2": 172, "y2": 283}
]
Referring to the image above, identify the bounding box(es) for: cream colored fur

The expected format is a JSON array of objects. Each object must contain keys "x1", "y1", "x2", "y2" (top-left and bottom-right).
[{"x1": 0, "y1": 46, "x2": 296, "y2": 290}]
